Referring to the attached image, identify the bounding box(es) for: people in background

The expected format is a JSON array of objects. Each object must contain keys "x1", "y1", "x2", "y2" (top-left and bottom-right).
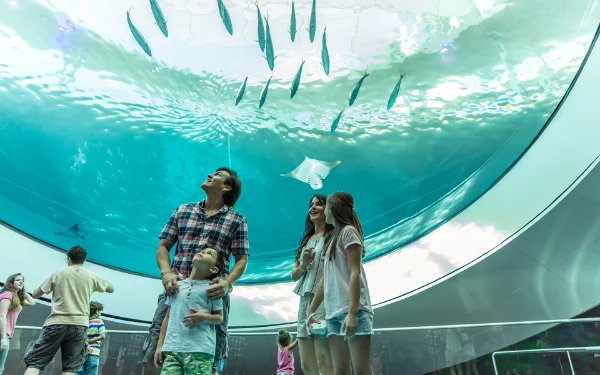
[
  {"x1": 276, "y1": 330, "x2": 298, "y2": 375},
  {"x1": 445, "y1": 328, "x2": 464, "y2": 375},
  {"x1": 154, "y1": 248, "x2": 225, "y2": 375},
  {"x1": 291, "y1": 194, "x2": 334, "y2": 375},
  {"x1": 0, "y1": 273, "x2": 36, "y2": 374},
  {"x1": 143, "y1": 167, "x2": 249, "y2": 375},
  {"x1": 308, "y1": 191, "x2": 375, "y2": 375},
  {"x1": 76, "y1": 301, "x2": 106, "y2": 375},
  {"x1": 23, "y1": 245, "x2": 114, "y2": 375}
]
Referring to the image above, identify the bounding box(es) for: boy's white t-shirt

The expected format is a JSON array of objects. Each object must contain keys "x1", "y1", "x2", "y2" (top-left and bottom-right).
[
  {"x1": 324, "y1": 226, "x2": 373, "y2": 320},
  {"x1": 162, "y1": 279, "x2": 223, "y2": 354}
]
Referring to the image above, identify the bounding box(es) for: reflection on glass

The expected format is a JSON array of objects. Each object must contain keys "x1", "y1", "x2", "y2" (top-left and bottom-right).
[{"x1": 9, "y1": 314, "x2": 600, "y2": 375}]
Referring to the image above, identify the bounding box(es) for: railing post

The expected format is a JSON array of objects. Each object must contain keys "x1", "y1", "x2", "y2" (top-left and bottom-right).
[
  {"x1": 492, "y1": 352, "x2": 499, "y2": 375},
  {"x1": 566, "y1": 351, "x2": 576, "y2": 375}
]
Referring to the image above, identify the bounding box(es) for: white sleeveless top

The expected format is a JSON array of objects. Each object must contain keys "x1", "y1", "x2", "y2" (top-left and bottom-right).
[{"x1": 293, "y1": 236, "x2": 326, "y2": 296}]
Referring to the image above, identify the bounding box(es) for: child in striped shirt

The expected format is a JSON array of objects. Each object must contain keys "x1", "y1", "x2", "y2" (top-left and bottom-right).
[{"x1": 76, "y1": 301, "x2": 106, "y2": 375}]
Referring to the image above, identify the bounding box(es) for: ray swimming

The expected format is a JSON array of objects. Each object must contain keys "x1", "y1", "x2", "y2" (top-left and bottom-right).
[
  {"x1": 255, "y1": 1, "x2": 265, "y2": 51},
  {"x1": 349, "y1": 70, "x2": 369, "y2": 106},
  {"x1": 264, "y1": 15, "x2": 275, "y2": 71},
  {"x1": 290, "y1": 60, "x2": 305, "y2": 99},
  {"x1": 55, "y1": 223, "x2": 85, "y2": 239},
  {"x1": 235, "y1": 76, "x2": 248, "y2": 106},
  {"x1": 321, "y1": 27, "x2": 330, "y2": 75},
  {"x1": 281, "y1": 156, "x2": 342, "y2": 190},
  {"x1": 217, "y1": 0, "x2": 233, "y2": 35},
  {"x1": 127, "y1": 9, "x2": 152, "y2": 57},
  {"x1": 308, "y1": 0, "x2": 317, "y2": 42},
  {"x1": 290, "y1": 1, "x2": 297, "y2": 42},
  {"x1": 150, "y1": 0, "x2": 168, "y2": 37},
  {"x1": 330, "y1": 108, "x2": 344, "y2": 133},
  {"x1": 387, "y1": 73, "x2": 406, "y2": 110},
  {"x1": 259, "y1": 76, "x2": 272, "y2": 109}
]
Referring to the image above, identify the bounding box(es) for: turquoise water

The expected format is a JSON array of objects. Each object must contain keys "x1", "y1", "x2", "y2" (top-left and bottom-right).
[{"x1": 0, "y1": 0, "x2": 596, "y2": 283}]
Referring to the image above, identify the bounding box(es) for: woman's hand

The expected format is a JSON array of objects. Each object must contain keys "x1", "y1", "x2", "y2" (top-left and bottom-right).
[
  {"x1": 342, "y1": 312, "x2": 358, "y2": 341},
  {"x1": 306, "y1": 313, "x2": 319, "y2": 333},
  {"x1": 0, "y1": 337, "x2": 7, "y2": 351},
  {"x1": 301, "y1": 248, "x2": 315, "y2": 268},
  {"x1": 183, "y1": 308, "x2": 208, "y2": 328},
  {"x1": 153, "y1": 346, "x2": 164, "y2": 368}
]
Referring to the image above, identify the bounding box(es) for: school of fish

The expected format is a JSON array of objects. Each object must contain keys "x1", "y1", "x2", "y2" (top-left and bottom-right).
[{"x1": 125, "y1": 0, "x2": 407, "y2": 134}]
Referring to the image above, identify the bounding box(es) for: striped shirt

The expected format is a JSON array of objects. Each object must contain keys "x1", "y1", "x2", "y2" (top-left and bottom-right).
[
  {"x1": 159, "y1": 201, "x2": 250, "y2": 279},
  {"x1": 87, "y1": 318, "x2": 106, "y2": 356},
  {"x1": 293, "y1": 236, "x2": 326, "y2": 296}
]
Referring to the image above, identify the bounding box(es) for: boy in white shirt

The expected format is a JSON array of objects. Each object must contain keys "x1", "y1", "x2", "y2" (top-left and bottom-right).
[{"x1": 154, "y1": 248, "x2": 225, "y2": 375}]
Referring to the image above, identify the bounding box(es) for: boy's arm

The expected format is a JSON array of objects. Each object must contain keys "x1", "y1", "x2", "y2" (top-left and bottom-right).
[
  {"x1": 88, "y1": 332, "x2": 106, "y2": 344},
  {"x1": 205, "y1": 310, "x2": 223, "y2": 325}
]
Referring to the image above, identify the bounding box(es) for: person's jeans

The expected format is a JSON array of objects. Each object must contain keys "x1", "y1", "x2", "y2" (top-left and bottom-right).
[
  {"x1": 0, "y1": 335, "x2": 9, "y2": 375},
  {"x1": 75, "y1": 354, "x2": 100, "y2": 375}
]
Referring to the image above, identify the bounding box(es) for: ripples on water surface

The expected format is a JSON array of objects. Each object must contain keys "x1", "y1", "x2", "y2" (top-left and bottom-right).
[{"x1": 0, "y1": 0, "x2": 597, "y2": 282}]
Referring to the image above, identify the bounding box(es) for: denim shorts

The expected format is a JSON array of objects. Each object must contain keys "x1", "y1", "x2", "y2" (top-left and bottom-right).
[{"x1": 326, "y1": 310, "x2": 374, "y2": 337}]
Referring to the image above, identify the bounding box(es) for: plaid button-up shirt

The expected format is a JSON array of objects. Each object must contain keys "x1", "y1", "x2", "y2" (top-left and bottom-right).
[{"x1": 159, "y1": 200, "x2": 249, "y2": 279}]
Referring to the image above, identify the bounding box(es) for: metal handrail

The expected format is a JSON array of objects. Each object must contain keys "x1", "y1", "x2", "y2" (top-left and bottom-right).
[
  {"x1": 15, "y1": 316, "x2": 600, "y2": 335},
  {"x1": 492, "y1": 346, "x2": 600, "y2": 375}
]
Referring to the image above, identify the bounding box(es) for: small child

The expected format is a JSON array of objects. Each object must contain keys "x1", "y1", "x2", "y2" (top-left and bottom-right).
[
  {"x1": 276, "y1": 329, "x2": 298, "y2": 375},
  {"x1": 76, "y1": 301, "x2": 106, "y2": 375},
  {"x1": 154, "y1": 248, "x2": 225, "y2": 375}
]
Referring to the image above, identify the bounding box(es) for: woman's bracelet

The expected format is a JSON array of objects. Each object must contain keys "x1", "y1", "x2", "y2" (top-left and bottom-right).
[{"x1": 299, "y1": 264, "x2": 307, "y2": 272}]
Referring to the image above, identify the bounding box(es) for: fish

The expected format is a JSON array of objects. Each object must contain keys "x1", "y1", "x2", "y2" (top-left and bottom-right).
[
  {"x1": 387, "y1": 73, "x2": 405, "y2": 110},
  {"x1": 127, "y1": 9, "x2": 152, "y2": 57},
  {"x1": 235, "y1": 76, "x2": 248, "y2": 106},
  {"x1": 348, "y1": 70, "x2": 369, "y2": 106},
  {"x1": 217, "y1": 0, "x2": 233, "y2": 35},
  {"x1": 308, "y1": 0, "x2": 317, "y2": 42},
  {"x1": 321, "y1": 27, "x2": 330, "y2": 75},
  {"x1": 290, "y1": 1, "x2": 297, "y2": 42},
  {"x1": 259, "y1": 76, "x2": 272, "y2": 109},
  {"x1": 150, "y1": 0, "x2": 168, "y2": 37},
  {"x1": 55, "y1": 223, "x2": 85, "y2": 239},
  {"x1": 290, "y1": 60, "x2": 305, "y2": 99},
  {"x1": 330, "y1": 109, "x2": 344, "y2": 133},
  {"x1": 264, "y1": 15, "x2": 276, "y2": 71},
  {"x1": 255, "y1": 1, "x2": 265, "y2": 51}
]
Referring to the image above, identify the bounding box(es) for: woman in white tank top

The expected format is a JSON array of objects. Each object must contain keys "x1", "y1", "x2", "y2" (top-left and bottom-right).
[{"x1": 291, "y1": 194, "x2": 334, "y2": 375}]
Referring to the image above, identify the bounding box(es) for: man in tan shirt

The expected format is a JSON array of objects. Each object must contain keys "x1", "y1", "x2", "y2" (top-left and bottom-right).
[{"x1": 24, "y1": 245, "x2": 114, "y2": 375}]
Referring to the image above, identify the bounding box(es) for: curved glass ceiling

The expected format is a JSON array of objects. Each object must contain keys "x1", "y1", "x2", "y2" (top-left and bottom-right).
[{"x1": 0, "y1": 0, "x2": 596, "y2": 283}]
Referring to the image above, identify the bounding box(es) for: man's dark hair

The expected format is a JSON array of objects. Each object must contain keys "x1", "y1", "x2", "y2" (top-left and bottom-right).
[
  {"x1": 67, "y1": 245, "x2": 87, "y2": 265},
  {"x1": 217, "y1": 167, "x2": 242, "y2": 207}
]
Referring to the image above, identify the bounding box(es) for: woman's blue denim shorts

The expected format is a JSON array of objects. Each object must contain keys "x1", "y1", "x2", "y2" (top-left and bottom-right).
[{"x1": 326, "y1": 310, "x2": 374, "y2": 337}]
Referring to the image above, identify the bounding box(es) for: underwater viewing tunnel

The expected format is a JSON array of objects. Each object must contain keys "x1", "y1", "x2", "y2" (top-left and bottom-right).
[{"x1": 1, "y1": 0, "x2": 600, "y2": 373}]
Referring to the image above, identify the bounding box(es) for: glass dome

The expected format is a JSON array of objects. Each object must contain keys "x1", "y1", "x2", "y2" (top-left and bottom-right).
[{"x1": 0, "y1": 0, "x2": 596, "y2": 283}]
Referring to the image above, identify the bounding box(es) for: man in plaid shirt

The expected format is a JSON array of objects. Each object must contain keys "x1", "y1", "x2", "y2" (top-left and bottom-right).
[{"x1": 142, "y1": 167, "x2": 249, "y2": 375}]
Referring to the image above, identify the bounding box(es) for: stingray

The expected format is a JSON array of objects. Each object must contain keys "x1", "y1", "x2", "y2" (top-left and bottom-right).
[
  {"x1": 281, "y1": 156, "x2": 342, "y2": 190},
  {"x1": 55, "y1": 223, "x2": 85, "y2": 239}
]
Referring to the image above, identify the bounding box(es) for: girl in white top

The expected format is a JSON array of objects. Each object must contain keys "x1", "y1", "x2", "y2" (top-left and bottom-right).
[
  {"x1": 291, "y1": 194, "x2": 334, "y2": 375},
  {"x1": 308, "y1": 191, "x2": 374, "y2": 375}
]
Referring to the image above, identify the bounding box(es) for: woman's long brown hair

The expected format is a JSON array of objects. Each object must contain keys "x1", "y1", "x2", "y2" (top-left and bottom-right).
[
  {"x1": 0, "y1": 273, "x2": 26, "y2": 310},
  {"x1": 294, "y1": 194, "x2": 334, "y2": 262},
  {"x1": 325, "y1": 191, "x2": 365, "y2": 260}
]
